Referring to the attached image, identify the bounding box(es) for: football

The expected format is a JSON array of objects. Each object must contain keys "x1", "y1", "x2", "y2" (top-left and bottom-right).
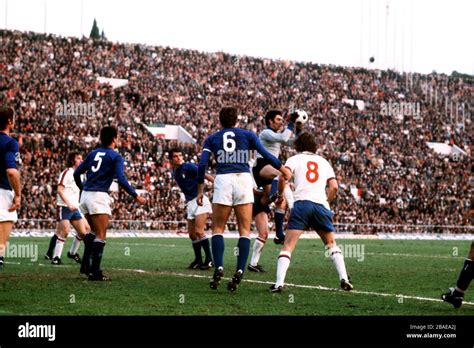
[{"x1": 293, "y1": 109, "x2": 309, "y2": 124}]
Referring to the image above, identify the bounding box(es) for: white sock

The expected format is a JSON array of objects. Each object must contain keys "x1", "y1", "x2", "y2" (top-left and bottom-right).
[
  {"x1": 327, "y1": 245, "x2": 348, "y2": 281},
  {"x1": 250, "y1": 237, "x2": 266, "y2": 266},
  {"x1": 0, "y1": 244, "x2": 5, "y2": 258},
  {"x1": 283, "y1": 185, "x2": 294, "y2": 210},
  {"x1": 53, "y1": 237, "x2": 65, "y2": 259},
  {"x1": 69, "y1": 234, "x2": 82, "y2": 255},
  {"x1": 275, "y1": 250, "x2": 291, "y2": 287}
]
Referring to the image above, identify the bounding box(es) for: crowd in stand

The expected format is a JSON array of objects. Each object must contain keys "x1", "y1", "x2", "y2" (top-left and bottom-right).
[{"x1": 0, "y1": 30, "x2": 471, "y2": 233}]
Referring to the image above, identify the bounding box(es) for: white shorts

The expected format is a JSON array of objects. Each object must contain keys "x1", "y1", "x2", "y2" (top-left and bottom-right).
[
  {"x1": 186, "y1": 195, "x2": 212, "y2": 220},
  {"x1": 0, "y1": 188, "x2": 18, "y2": 222},
  {"x1": 79, "y1": 191, "x2": 112, "y2": 216},
  {"x1": 213, "y1": 173, "x2": 254, "y2": 206}
]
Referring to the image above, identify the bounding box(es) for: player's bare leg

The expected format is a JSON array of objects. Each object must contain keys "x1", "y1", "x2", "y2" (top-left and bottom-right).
[
  {"x1": 209, "y1": 204, "x2": 232, "y2": 289},
  {"x1": 317, "y1": 230, "x2": 352, "y2": 290},
  {"x1": 0, "y1": 221, "x2": 13, "y2": 267},
  {"x1": 67, "y1": 218, "x2": 88, "y2": 263},
  {"x1": 193, "y1": 213, "x2": 213, "y2": 269},
  {"x1": 51, "y1": 220, "x2": 70, "y2": 265},
  {"x1": 270, "y1": 229, "x2": 303, "y2": 292},
  {"x1": 248, "y1": 211, "x2": 269, "y2": 272},
  {"x1": 259, "y1": 165, "x2": 280, "y2": 183},
  {"x1": 442, "y1": 241, "x2": 474, "y2": 308},
  {"x1": 226, "y1": 203, "x2": 252, "y2": 291}
]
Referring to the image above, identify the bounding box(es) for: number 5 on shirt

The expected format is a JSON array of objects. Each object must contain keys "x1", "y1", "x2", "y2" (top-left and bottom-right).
[{"x1": 91, "y1": 152, "x2": 106, "y2": 172}]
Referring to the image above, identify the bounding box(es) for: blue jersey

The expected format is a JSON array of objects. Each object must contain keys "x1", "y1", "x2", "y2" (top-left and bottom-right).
[
  {"x1": 197, "y1": 127, "x2": 281, "y2": 183},
  {"x1": 173, "y1": 163, "x2": 198, "y2": 202},
  {"x1": 73, "y1": 147, "x2": 137, "y2": 198},
  {"x1": 0, "y1": 132, "x2": 20, "y2": 191}
]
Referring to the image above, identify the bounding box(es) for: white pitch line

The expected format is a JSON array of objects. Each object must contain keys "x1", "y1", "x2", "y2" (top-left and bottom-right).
[
  {"x1": 111, "y1": 242, "x2": 178, "y2": 247},
  {"x1": 365, "y1": 252, "x2": 462, "y2": 259},
  {"x1": 9, "y1": 262, "x2": 474, "y2": 307},
  {"x1": 115, "y1": 268, "x2": 474, "y2": 307}
]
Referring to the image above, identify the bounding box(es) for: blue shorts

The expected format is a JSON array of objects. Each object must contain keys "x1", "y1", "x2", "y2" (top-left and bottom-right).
[
  {"x1": 287, "y1": 200, "x2": 335, "y2": 232},
  {"x1": 57, "y1": 206, "x2": 82, "y2": 221}
]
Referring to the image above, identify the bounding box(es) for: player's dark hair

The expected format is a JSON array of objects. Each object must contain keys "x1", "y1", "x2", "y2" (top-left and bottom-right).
[
  {"x1": 219, "y1": 106, "x2": 238, "y2": 128},
  {"x1": 66, "y1": 152, "x2": 81, "y2": 167},
  {"x1": 294, "y1": 132, "x2": 317, "y2": 153},
  {"x1": 0, "y1": 105, "x2": 14, "y2": 130},
  {"x1": 100, "y1": 126, "x2": 118, "y2": 146},
  {"x1": 168, "y1": 148, "x2": 182, "y2": 161},
  {"x1": 265, "y1": 109, "x2": 282, "y2": 127}
]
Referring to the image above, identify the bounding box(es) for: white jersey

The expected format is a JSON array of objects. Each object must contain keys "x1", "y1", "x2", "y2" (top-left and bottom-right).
[
  {"x1": 285, "y1": 152, "x2": 336, "y2": 210},
  {"x1": 57, "y1": 167, "x2": 80, "y2": 207},
  {"x1": 256, "y1": 127, "x2": 293, "y2": 159}
]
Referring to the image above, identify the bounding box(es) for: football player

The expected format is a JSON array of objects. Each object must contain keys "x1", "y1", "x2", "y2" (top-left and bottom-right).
[
  {"x1": 45, "y1": 152, "x2": 90, "y2": 265},
  {"x1": 196, "y1": 106, "x2": 290, "y2": 291},
  {"x1": 0, "y1": 106, "x2": 21, "y2": 268},
  {"x1": 270, "y1": 132, "x2": 353, "y2": 292},
  {"x1": 73, "y1": 126, "x2": 147, "y2": 280},
  {"x1": 252, "y1": 110, "x2": 303, "y2": 244},
  {"x1": 169, "y1": 148, "x2": 214, "y2": 270}
]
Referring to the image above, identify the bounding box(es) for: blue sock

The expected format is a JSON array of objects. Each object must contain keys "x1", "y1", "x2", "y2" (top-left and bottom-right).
[
  {"x1": 191, "y1": 240, "x2": 203, "y2": 263},
  {"x1": 274, "y1": 211, "x2": 285, "y2": 239},
  {"x1": 211, "y1": 234, "x2": 224, "y2": 269},
  {"x1": 81, "y1": 233, "x2": 96, "y2": 271},
  {"x1": 236, "y1": 237, "x2": 251, "y2": 273},
  {"x1": 90, "y1": 240, "x2": 105, "y2": 276},
  {"x1": 46, "y1": 234, "x2": 58, "y2": 257},
  {"x1": 200, "y1": 237, "x2": 212, "y2": 262}
]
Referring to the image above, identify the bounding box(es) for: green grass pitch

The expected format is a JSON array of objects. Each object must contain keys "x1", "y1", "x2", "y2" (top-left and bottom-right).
[{"x1": 0, "y1": 237, "x2": 473, "y2": 316}]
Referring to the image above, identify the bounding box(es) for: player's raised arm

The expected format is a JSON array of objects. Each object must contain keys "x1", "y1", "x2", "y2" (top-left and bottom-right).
[{"x1": 260, "y1": 123, "x2": 294, "y2": 145}]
